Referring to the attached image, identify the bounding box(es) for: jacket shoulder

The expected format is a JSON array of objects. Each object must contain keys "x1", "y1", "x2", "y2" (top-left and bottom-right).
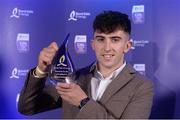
[
  {"x1": 74, "y1": 63, "x2": 94, "y2": 77},
  {"x1": 125, "y1": 63, "x2": 153, "y2": 88}
]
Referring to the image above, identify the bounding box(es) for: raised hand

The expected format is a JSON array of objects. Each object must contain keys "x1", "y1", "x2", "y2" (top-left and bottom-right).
[{"x1": 37, "y1": 42, "x2": 58, "y2": 72}]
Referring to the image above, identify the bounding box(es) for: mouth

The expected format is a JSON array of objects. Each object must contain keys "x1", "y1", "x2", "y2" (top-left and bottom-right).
[{"x1": 102, "y1": 54, "x2": 114, "y2": 60}]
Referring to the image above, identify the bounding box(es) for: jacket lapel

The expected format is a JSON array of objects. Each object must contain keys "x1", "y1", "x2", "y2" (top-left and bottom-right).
[
  {"x1": 77, "y1": 64, "x2": 94, "y2": 98},
  {"x1": 99, "y1": 64, "x2": 136, "y2": 104},
  {"x1": 86, "y1": 73, "x2": 93, "y2": 97}
]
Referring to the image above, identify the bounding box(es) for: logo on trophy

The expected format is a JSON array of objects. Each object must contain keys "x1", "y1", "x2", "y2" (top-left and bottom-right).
[{"x1": 49, "y1": 34, "x2": 75, "y2": 85}]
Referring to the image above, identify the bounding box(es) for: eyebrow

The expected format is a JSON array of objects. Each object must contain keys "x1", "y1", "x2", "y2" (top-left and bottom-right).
[
  {"x1": 95, "y1": 35, "x2": 104, "y2": 38},
  {"x1": 94, "y1": 35, "x2": 122, "y2": 39},
  {"x1": 110, "y1": 36, "x2": 122, "y2": 39}
]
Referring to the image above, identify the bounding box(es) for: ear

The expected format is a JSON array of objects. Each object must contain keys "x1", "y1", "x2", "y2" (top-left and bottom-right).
[
  {"x1": 123, "y1": 40, "x2": 132, "y2": 53},
  {"x1": 91, "y1": 39, "x2": 95, "y2": 50}
]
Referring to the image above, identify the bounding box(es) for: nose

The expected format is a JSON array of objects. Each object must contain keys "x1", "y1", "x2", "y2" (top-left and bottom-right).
[{"x1": 104, "y1": 40, "x2": 111, "y2": 52}]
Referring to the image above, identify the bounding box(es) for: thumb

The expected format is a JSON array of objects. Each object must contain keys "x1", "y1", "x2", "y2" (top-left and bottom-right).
[{"x1": 48, "y1": 42, "x2": 58, "y2": 51}]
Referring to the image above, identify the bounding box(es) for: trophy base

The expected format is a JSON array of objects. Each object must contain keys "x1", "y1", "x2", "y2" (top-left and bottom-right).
[{"x1": 49, "y1": 76, "x2": 73, "y2": 85}]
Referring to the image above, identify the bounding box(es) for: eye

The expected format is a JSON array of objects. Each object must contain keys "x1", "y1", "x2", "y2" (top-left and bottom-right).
[
  {"x1": 96, "y1": 38, "x2": 104, "y2": 42},
  {"x1": 112, "y1": 38, "x2": 120, "y2": 43}
]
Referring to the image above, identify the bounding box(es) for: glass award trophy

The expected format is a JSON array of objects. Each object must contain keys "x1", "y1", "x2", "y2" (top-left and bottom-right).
[{"x1": 49, "y1": 33, "x2": 75, "y2": 85}]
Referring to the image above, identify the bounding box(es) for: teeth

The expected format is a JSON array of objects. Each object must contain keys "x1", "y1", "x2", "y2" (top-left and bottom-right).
[
  {"x1": 104, "y1": 55, "x2": 111, "y2": 57},
  {"x1": 103, "y1": 54, "x2": 113, "y2": 59}
]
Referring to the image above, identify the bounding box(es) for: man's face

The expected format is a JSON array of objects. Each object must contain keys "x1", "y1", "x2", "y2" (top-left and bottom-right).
[{"x1": 91, "y1": 30, "x2": 132, "y2": 70}]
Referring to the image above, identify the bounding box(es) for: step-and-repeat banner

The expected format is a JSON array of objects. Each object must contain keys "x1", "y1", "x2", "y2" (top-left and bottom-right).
[{"x1": 0, "y1": 0, "x2": 180, "y2": 119}]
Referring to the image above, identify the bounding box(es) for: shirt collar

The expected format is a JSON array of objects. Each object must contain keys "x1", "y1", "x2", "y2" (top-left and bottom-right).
[{"x1": 90, "y1": 61, "x2": 127, "y2": 80}]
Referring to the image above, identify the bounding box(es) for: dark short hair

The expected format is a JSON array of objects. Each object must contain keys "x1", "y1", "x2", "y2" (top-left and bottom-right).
[{"x1": 93, "y1": 11, "x2": 131, "y2": 35}]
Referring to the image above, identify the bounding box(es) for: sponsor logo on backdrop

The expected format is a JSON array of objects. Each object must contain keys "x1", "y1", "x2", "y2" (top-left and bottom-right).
[
  {"x1": 16, "y1": 33, "x2": 30, "y2": 53},
  {"x1": 74, "y1": 35, "x2": 87, "y2": 54},
  {"x1": 10, "y1": 7, "x2": 34, "y2": 18},
  {"x1": 133, "y1": 64, "x2": 146, "y2": 75},
  {"x1": 131, "y1": 39, "x2": 149, "y2": 49},
  {"x1": 10, "y1": 67, "x2": 29, "y2": 79},
  {"x1": 132, "y1": 5, "x2": 145, "y2": 24},
  {"x1": 68, "y1": 10, "x2": 91, "y2": 21}
]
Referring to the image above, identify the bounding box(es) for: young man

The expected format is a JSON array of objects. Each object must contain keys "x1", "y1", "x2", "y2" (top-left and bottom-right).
[{"x1": 18, "y1": 11, "x2": 154, "y2": 119}]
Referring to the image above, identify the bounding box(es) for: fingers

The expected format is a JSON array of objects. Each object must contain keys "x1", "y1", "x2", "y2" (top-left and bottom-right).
[
  {"x1": 56, "y1": 82, "x2": 87, "y2": 107},
  {"x1": 56, "y1": 83, "x2": 71, "y2": 91},
  {"x1": 57, "y1": 82, "x2": 76, "y2": 89},
  {"x1": 37, "y1": 42, "x2": 59, "y2": 72},
  {"x1": 56, "y1": 83, "x2": 77, "y2": 93},
  {"x1": 56, "y1": 85, "x2": 75, "y2": 104},
  {"x1": 58, "y1": 82, "x2": 70, "y2": 88}
]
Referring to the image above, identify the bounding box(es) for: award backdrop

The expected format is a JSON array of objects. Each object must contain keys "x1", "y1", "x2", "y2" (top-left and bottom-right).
[{"x1": 0, "y1": 0, "x2": 180, "y2": 119}]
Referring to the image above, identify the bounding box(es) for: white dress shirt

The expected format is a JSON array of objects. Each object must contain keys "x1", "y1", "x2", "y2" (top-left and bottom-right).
[{"x1": 91, "y1": 62, "x2": 126, "y2": 101}]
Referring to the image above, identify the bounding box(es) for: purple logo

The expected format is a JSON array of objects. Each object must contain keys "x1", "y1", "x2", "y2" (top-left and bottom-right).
[
  {"x1": 16, "y1": 33, "x2": 29, "y2": 53},
  {"x1": 74, "y1": 35, "x2": 87, "y2": 54},
  {"x1": 132, "y1": 5, "x2": 145, "y2": 24}
]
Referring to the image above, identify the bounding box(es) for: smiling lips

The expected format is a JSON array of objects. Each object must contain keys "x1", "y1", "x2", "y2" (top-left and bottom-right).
[{"x1": 102, "y1": 54, "x2": 114, "y2": 60}]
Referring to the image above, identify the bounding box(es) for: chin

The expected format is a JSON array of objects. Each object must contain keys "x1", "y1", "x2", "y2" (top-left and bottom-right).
[{"x1": 102, "y1": 63, "x2": 114, "y2": 68}]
